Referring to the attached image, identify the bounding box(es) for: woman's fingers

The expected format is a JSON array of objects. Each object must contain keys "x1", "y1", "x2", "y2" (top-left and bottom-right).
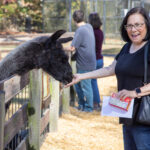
[
  {"x1": 117, "y1": 90, "x2": 136, "y2": 100},
  {"x1": 65, "y1": 74, "x2": 80, "y2": 87}
]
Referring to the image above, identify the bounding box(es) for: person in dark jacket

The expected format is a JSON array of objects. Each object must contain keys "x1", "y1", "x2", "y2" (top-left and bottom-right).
[{"x1": 89, "y1": 12, "x2": 104, "y2": 110}]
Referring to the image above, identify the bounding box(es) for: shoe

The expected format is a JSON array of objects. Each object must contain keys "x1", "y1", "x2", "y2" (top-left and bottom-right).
[
  {"x1": 83, "y1": 108, "x2": 93, "y2": 112},
  {"x1": 93, "y1": 103, "x2": 101, "y2": 111},
  {"x1": 74, "y1": 105, "x2": 84, "y2": 111}
]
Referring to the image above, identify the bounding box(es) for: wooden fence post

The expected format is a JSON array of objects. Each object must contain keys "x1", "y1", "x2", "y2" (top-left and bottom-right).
[
  {"x1": 70, "y1": 60, "x2": 77, "y2": 106},
  {"x1": 28, "y1": 69, "x2": 42, "y2": 150},
  {"x1": 62, "y1": 87, "x2": 70, "y2": 113},
  {"x1": 71, "y1": 61, "x2": 76, "y2": 74},
  {"x1": 0, "y1": 91, "x2": 5, "y2": 150},
  {"x1": 49, "y1": 77, "x2": 59, "y2": 132},
  {"x1": 61, "y1": 52, "x2": 71, "y2": 113}
]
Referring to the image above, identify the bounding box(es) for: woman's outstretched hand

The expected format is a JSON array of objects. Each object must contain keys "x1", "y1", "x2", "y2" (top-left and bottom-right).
[{"x1": 65, "y1": 74, "x2": 82, "y2": 87}]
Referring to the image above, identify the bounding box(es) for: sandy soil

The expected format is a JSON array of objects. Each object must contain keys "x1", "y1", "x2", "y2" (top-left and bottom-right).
[
  {"x1": 40, "y1": 108, "x2": 123, "y2": 150},
  {"x1": 40, "y1": 56, "x2": 124, "y2": 150}
]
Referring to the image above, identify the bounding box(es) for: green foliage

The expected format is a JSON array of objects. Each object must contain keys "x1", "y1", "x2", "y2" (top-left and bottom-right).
[
  {"x1": 0, "y1": 4, "x2": 18, "y2": 18},
  {"x1": 44, "y1": 1, "x2": 67, "y2": 32},
  {"x1": 23, "y1": 0, "x2": 42, "y2": 31},
  {"x1": 72, "y1": 0, "x2": 80, "y2": 10},
  {"x1": 43, "y1": 0, "x2": 87, "y2": 32},
  {"x1": 0, "y1": 0, "x2": 42, "y2": 32}
]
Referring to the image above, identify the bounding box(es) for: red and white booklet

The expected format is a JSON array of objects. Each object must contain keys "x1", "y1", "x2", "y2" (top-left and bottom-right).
[
  {"x1": 109, "y1": 93, "x2": 132, "y2": 111},
  {"x1": 101, "y1": 96, "x2": 134, "y2": 118}
]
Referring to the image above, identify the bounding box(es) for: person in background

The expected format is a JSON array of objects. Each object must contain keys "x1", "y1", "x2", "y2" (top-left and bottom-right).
[
  {"x1": 66, "y1": 7, "x2": 150, "y2": 150},
  {"x1": 65, "y1": 10, "x2": 96, "y2": 112},
  {"x1": 89, "y1": 12, "x2": 104, "y2": 110}
]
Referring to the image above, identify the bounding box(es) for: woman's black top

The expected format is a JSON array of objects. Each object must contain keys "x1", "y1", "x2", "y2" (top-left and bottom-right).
[{"x1": 115, "y1": 41, "x2": 150, "y2": 125}]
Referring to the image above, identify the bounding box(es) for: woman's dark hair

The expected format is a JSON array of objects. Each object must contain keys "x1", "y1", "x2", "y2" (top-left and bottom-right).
[
  {"x1": 73, "y1": 10, "x2": 84, "y2": 23},
  {"x1": 120, "y1": 7, "x2": 150, "y2": 42},
  {"x1": 88, "y1": 12, "x2": 102, "y2": 29}
]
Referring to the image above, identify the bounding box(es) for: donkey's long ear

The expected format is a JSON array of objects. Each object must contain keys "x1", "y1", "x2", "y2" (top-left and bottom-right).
[
  {"x1": 58, "y1": 37, "x2": 73, "y2": 44},
  {"x1": 51, "y1": 30, "x2": 66, "y2": 42}
]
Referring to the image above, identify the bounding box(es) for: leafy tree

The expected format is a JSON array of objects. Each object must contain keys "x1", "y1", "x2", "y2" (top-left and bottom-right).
[
  {"x1": 0, "y1": 0, "x2": 42, "y2": 32},
  {"x1": 23, "y1": 0, "x2": 43, "y2": 32}
]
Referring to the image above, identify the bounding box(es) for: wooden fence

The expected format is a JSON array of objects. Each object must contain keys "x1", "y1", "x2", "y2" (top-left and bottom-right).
[{"x1": 0, "y1": 68, "x2": 71, "y2": 150}]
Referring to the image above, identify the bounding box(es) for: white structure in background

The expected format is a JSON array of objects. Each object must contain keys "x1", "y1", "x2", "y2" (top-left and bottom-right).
[{"x1": 121, "y1": 9, "x2": 128, "y2": 17}]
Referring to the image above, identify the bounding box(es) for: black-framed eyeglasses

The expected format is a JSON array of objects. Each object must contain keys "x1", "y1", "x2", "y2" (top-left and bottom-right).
[{"x1": 124, "y1": 23, "x2": 145, "y2": 31}]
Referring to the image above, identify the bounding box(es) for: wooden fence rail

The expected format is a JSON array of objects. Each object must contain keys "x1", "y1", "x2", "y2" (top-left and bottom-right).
[{"x1": 0, "y1": 91, "x2": 5, "y2": 150}]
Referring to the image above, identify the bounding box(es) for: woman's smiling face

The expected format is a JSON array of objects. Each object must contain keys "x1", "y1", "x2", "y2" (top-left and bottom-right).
[{"x1": 126, "y1": 13, "x2": 147, "y2": 45}]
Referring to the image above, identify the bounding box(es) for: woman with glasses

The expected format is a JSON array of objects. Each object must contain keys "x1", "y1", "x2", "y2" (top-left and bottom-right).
[{"x1": 66, "y1": 7, "x2": 150, "y2": 150}]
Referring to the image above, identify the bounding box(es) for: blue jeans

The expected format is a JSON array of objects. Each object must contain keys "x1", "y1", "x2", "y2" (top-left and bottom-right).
[
  {"x1": 123, "y1": 125, "x2": 150, "y2": 150},
  {"x1": 75, "y1": 69, "x2": 93, "y2": 111},
  {"x1": 91, "y1": 59, "x2": 103, "y2": 104}
]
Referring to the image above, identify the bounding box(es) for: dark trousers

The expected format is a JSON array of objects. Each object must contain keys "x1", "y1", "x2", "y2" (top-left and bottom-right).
[{"x1": 123, "y1": 124, "x2": 150, "y2": 150}]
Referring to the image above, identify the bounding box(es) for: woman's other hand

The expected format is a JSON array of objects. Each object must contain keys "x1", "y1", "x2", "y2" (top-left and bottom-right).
[{"x1": 116, "y1": 89, "x2": 137, "y2": 100}]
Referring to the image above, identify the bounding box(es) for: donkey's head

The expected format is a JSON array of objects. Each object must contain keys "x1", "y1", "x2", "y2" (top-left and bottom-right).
[
  {"x1": 36, "y1": 30, "x2": 73, "y2": 84},
  {"x1": 0, "y1": 30, "x2": 73, "y2": 84}
]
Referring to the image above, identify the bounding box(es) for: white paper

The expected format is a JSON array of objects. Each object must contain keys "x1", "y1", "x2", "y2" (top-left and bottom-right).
[{"x1": 101, "y1": 96, "x2": 134, "y2": 118}]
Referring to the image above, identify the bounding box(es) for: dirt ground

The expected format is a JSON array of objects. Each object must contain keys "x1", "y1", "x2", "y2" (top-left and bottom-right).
[{"x1": 40, "y1": 56, "x2": 124, "y2": 150}]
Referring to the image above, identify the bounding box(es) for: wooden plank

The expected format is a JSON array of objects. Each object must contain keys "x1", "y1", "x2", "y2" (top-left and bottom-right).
[
  {"x1": 0, "y1": 43, "x2": 21, "y2": 46},
  {"x1": 47, "y1": 75, "x2": 50, "y2": 97},
  {"x1": 42, "y1": 94, "x2": 51, "y2": 109},
  {"x1": 70, "y1": 86, "x2": 76, "y2": 106},
  {"x1": 16, "y1": 137, "x2": 28, "y2": 150},
  {"x1": 0, "y1": 50, "x2": 11, "y2": 53},
  {"x1": 4, "y1": 76, "x2": 21, "y2": 103},
  {"x1": 42, "y1": 72, "x2": 44, "y2": 100},
  {"x1": 20, "y1": 73, "x2": 29, "y2": 90},
  {"x1": 4, "y1": 73, "x2": 29, "y2": 103},
  {"x1": 49, "y1": 77, "x2": 60, "y2": 132},
  {"x1": 0, "y1": 91, "x2": 5, "y2": 150},
  {"x1": 42, "y1": 72, "x2": 50, "y2": 99},
  {"x1": 40, "y1": 109, "x2": 50, "y2": 135},
  {"x1": 59, "y1": 94, "x2": 62, "y2": 117},
  {"x1": 62, "y1": 87, "x2": 70, "y2": 114},
  {"x1": 4, "y1": 103, "x2": 28, "y2": 147},
  {"x1": 0, "y1": 82, "x2": 4, "y2": 90},
  {"x1": 28, "y1": 69, "x2": 42, "y2": 150},
  {"x1": 70, "y1": 61, "x2": 77, "y2": 106}
]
